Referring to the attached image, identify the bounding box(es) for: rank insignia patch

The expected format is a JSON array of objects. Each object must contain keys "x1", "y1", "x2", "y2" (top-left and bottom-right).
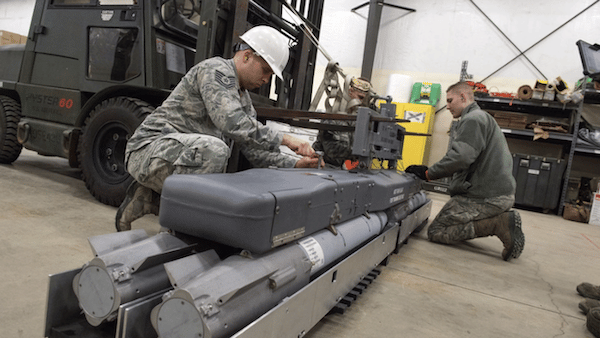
[{"x1": 215, "y1": 70, "x2": 236, "y2": 89}]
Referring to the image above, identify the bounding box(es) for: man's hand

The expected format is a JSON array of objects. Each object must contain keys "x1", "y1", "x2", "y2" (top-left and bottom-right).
[
  {"x1": 282, "y1": 134, "x2": 316, "y2": 157},
  {"x1": 294, "y1": 156, "x2": 322, "y2": 168},
  {"x1": 405, "y1": 165, "x2": 429, "y2": 181}
]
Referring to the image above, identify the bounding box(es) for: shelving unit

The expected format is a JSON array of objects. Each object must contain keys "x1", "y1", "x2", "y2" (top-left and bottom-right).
[
  {"x1": 577, "y1": 88, "x2": 600, "y2": 156},
  {"x1": 475, "y1": 95, "x2": 591, "y2": 215}
]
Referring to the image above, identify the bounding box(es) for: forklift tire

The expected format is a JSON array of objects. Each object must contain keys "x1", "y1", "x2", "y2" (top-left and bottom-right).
[
  {"x1": 0, "y1": 95, "x2": 23, "y2": 164},
  {"x1": 78, "y1": 97, "x2": 153, "y2": 207}
]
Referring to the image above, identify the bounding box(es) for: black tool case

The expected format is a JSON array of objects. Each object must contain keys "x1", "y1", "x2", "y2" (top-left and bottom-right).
[
  {"x1": 512, "y1": 153, "x2": 567, "y2": 212},
  {"x1": 159, "y1": 168, "x2": 419, "y2": 253}
]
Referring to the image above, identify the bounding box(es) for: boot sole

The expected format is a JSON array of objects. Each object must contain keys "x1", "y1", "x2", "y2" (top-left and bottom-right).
[
  {"x1": 503, "y1": 210, "x2": 525, "y2": 261},
  {"x1": 115, "y1": 181, "x2": 139, "y2": 232},
  {"x1": 588, "y1": 308, "x2": 600, "y2": 337},
  {"x1": 580, "y1": 299, "x2": 600, "y2": 315},
  {"x1": 581, "y1": 301, "x2": 590, "y2": 314}
]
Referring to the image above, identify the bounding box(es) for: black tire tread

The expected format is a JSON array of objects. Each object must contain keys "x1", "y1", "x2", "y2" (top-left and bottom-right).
[
  {"x1": 0, "y1": 95, "x2": 23, "y2": 164},
  {"x1": 78, "y1": 96, "x2": 153, "y2": 206}
]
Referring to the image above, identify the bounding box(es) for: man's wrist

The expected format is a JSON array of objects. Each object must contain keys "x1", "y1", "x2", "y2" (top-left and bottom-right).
[{"x1": 281, "y1": 134, "x2": 290, "y2": 147}]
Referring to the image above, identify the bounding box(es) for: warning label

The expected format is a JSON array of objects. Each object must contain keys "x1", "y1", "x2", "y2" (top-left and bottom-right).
[{"x1": 298, "y1": 237, "x2": 325, "y2": 273}]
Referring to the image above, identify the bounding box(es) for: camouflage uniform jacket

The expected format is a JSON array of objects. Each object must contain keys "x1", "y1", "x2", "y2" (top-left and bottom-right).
[
  {"x1": 427, "y1": 102, "x2": 516, "y2": 199},
  {"x1": 126, "y1": 57, "x2": 296, "y2": 168},
  {"x1": 312, "y1": 119, "x2": 355, "y2": 168}
]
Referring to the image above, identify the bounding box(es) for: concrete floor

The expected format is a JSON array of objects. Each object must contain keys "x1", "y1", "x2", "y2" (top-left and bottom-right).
[{"x1": 2, "y1": 149, "x2": 600, "y2": 338}]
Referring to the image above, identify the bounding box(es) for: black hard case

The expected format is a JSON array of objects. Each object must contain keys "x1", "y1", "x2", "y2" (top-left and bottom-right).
[{"x1": 512, "y1": 153, "x2": 566, "y2": 211}]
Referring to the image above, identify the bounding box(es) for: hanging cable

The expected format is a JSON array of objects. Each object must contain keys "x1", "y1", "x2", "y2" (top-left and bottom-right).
[{"x1": 280, "y1": 0, "x2": 334, "y2": 62}]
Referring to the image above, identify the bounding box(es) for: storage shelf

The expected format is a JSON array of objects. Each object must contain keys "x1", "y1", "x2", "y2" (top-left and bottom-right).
[
  {"x1": 583, "y1": 88, "x2": 600, "y2": 104},
  {"x1": 477, "y1": 96, "x2": 578, "y2": 116},
  {"x1": 575, "y1": 110, "x2": 600, "y2": 155},
  {"x1": 579, "y1": 88, "x2": 600, "y2": 154},
  {"x1": 575, "y1": 145, "x2": 600, "y2": 155},
  {"x1": 499, "y1": 128, "x2": 573, "y2": 142},
  {"x1": 475, "y1": 96, "x2": 583, "y2": 215}
]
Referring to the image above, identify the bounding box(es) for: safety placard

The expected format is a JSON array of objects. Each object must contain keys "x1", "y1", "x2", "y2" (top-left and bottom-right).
[
  {"x1": 166, "y1": 42, "x2": 186, "y2": 75},
  {"x1": 590, "y1": 193, "x2": 600, "y2": 226},
  {"x1": 404, "y1": 111, "x2": 425, "y2": 123}
]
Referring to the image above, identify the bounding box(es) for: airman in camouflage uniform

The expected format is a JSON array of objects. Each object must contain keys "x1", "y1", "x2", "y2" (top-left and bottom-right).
[
  {"x1": 116, "y1": 26, "x2": 318, "y2": 231},
  {"x1": 125, "y1": 56, "x2": 298, "y2": 192},
  {"x1": 406, "y1": 82, "x2": 525, "y2": 261},
  {"x1": 312, "y1": 77, "x2": 371, "y2": 168}
]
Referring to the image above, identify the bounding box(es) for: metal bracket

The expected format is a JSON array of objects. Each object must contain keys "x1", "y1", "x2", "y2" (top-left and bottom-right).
[{"x1": 350, "y1": 1, "x2": 416, "y2": 14}]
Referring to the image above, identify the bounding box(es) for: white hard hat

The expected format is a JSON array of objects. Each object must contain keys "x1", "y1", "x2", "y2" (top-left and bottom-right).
[{"x1": 240, "y1": 25, "x2": 290, "y2": 80}]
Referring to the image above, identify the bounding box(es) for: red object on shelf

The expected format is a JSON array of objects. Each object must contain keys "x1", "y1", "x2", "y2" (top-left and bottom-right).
[
  {"x1": 490, "y1": 92, "x2": 517, "y2": 98},
  {"x1": 467, "y1": 81, "x2": 489, "y2": 94}
]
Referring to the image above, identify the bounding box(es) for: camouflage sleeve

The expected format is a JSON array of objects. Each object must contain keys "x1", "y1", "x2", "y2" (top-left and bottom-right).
[
  {"x1": 312, "y1": 136, "x2": 324, "y2": 153},
  {"x1": 240, "y1": 145, "x2": 298, "y2": 168},
  {"x1": 199, "y1": 62, "x2": 282, "y2": 152},
  {"x1": 314, "y1": 120, "x2": 354, "y2": 167}
]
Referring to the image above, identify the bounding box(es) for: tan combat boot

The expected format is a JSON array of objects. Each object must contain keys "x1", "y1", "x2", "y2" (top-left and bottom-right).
[
  {"x1": 588, "y1": 307, "x2": 600, "y2": 338},
  {"x1": 580, "y1": 298, "x2": 600, "y2": 314},
  {"x1": 115, "y1": 181, "x2": 160, "y2": 232},
  {"x1": 579, "y1": 283, "x2": 600, "y2": 301},
  {"x1": 473, "y1": 210, "x2": 525, "y2": 261}
]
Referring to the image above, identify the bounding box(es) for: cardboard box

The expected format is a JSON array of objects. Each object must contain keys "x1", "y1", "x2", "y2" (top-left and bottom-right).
[
  {"x1": 590, "y1": 193, "x2": 600, "y2": 226},
  {"x1": 489, "y1": 111, "x2": 528, "y2": 130},
  {"x1": 0, "y1": 30, "x2": 26, "y2": 46},
  {"x1": 563, "y1": 203, "x2": 590, "y2": 223}
]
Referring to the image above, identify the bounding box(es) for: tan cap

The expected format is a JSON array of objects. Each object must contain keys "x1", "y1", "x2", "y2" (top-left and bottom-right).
[{"x1": 350, "y1": 77, "x2": 371, "y2": 92}]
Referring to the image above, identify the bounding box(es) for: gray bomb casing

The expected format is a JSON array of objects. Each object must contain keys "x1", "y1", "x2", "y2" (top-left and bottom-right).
[{"x1": 158, "y1": 168, "x2": 419, "y2": 253}]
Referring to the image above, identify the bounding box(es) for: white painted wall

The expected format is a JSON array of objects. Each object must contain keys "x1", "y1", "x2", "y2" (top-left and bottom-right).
[
  {"x1": 2, "y1": 0, "x2": 599, "y2": 164},
  {"x1": 0, "y1": 0, "x2": 35, "y2": 36},
  {"x1": 316, "y1": 0, "x2": 599, "y2": 85}
]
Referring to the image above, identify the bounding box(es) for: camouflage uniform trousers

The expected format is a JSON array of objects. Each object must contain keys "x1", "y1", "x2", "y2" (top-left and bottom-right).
[
  {"x1": 126, "y1": 133, "x2": 230, "y2": 193},
  {"x1": 427, "y1": 194, "x2": 515, "y2": 244}
]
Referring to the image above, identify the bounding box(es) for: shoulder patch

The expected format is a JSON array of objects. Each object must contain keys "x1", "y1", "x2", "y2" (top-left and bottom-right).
[{"x1": 215, "y1": 70, "x2": 236, "y2": 89}]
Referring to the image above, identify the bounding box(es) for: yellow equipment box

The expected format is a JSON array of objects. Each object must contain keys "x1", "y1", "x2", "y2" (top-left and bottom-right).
[
  {"x1": 370, "y1": 102, "x2": 435, "y2": 170},
  {"x1": 396, "y1": 103, "x2": 436, "y2": 170}
]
